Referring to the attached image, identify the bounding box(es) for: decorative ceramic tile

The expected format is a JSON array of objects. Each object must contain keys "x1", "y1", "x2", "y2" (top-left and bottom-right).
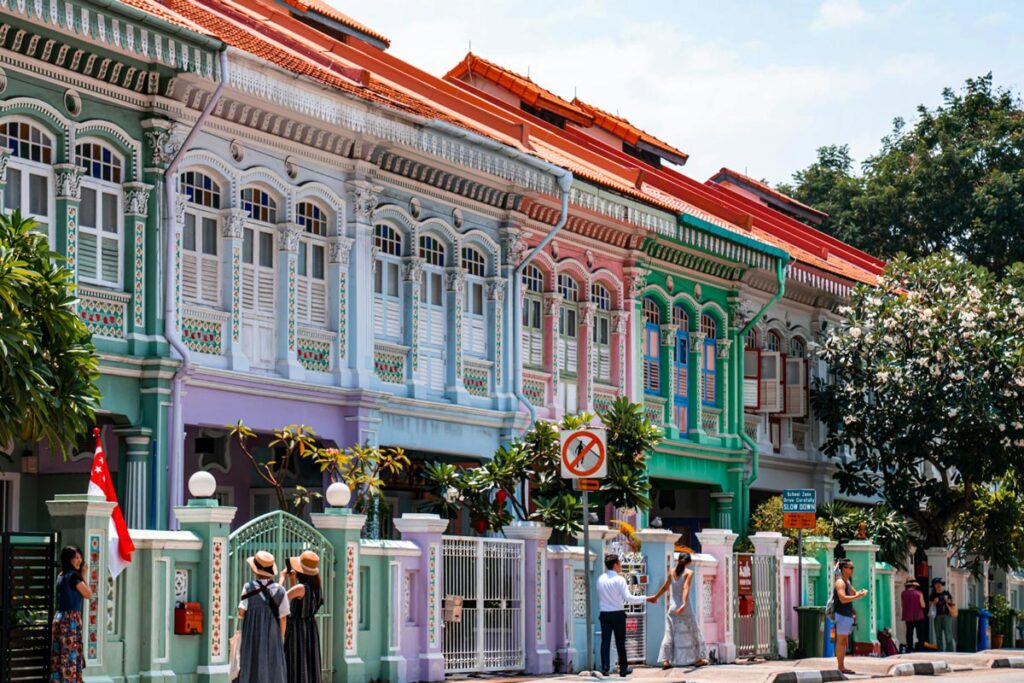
[
  {"x1": 87, "y1": 534, "x2": 100, "y2": 661},
  {"x1": 644, "y1": 401, "x2": 664, "y2": 425},
  {"x1": 181, "y1": 316, "x2": 222, "y2": 355},
  {"x1": 535, "y1": 547, "x2": 545, "y2": 643},
  {"x1": 287, "y1": 260, "x2": 296, "y2": 350},
  {"x1": 231, "y1": 244, "x2": 241, "y2": 341},
  {"x1": 572, "y1": 573, "x2": 587, "y2": 619},
  {"x1": 133, "y1": 226, "x2": 144, "y2": 328},
  {"x1": 338, "y1": 272, "x2": 347, "y2": 359},
  {"x1": 374, "y1": 348, "x2": 405, "y2": 384},
  {"x1": 523, "y1": 377, "x2": 546, "y2": 407},
  {"x1": 428, "y1": 543, "x2": 439, "y2": 648},
  {"x1": 78, "y1": 295, "x2": 126, "y2": 339},
  {"x1": 463, "y1": 364, "x2": 489, "y2": 397},
  {"x1": 594, "y1": 392, "x2": 615, "y2": 414},
  {"x1": 494, "y1": 306, "x2": 503, "y2": 388},
  {"x1": 211, "y1": 538, "x2": 225, "y2": 658},
  {"x1": 66, "y1": 204, "x2": 77, "y2": 271},
  {"x1": 297, "y1": 336, "x2": 331, "y2": 373},
  {"x1": 345, "y1": 542, "x2": 356, "y2": 653}
]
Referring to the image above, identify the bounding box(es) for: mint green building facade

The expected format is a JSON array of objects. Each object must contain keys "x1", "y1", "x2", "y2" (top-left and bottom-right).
[{"x1": 0, "y1": 0, "x2": 223, "y2": 530}]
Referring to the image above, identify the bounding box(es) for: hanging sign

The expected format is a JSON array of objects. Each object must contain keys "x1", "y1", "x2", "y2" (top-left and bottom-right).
[{"x1": 560, "y1": 428, "x2": 607, "y2": 479}]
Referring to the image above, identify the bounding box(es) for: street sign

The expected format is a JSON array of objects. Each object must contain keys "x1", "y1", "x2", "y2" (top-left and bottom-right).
[
  {"x1": 573, "y1": 478, "x2": 600, "y2": 491},
  {"x1": 782, "y1": 488, "x2": 817, "y2": 529},
  {"x1": 560, "y1": 428, "x2": 607, "y2": 479}
]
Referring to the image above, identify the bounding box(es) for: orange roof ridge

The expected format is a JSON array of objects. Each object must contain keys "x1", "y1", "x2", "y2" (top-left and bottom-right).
[
  {"x1": 280, "y1": 0, "x2": 390, "y2": 47},
  {"x1": 571, "y1": 98, "x2": 688, "y2": 164},
  {"x1": 712, "y1": 167, "x2": 828, "y2": 220},
  {"x1": 446, "y1": 52, "x2": 594, "y2": 126}
]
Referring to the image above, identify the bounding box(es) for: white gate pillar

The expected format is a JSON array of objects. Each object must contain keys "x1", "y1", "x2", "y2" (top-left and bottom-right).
[
  {"x1": 505, "y1": 522, "x2": 554, "y2": 675},
  {"x1": 695, "y1": 529, "x2": 738, "y2": 663},
  {"x1": 750, "y1": 532, "x2": 788, "y2": 658},
  {"x1": 395, "y1": 513, "x2": 449, "y2": 683}
]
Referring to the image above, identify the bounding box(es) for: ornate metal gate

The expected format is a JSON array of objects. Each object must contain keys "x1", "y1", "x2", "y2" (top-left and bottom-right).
[
  {"x1": 441, "y1": 536, "x2": 525, "y2": 674},
  {"x1": 614, "y1": 549, "x2": 648, "y2": 663},
  {"x1": 228, "y1": 512, "x2": 335, "y2": 678},
  {"x1": 0, "y1": 531, "x2": 58, "y2": 683},
  {"x1": 733, "y1": 553, "x2": 778, "y2": 658}
]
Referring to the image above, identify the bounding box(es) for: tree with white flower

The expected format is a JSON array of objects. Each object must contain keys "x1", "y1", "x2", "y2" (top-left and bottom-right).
[{"x1": 815, "y1": 252, "x2": 1024, "y2": 569}]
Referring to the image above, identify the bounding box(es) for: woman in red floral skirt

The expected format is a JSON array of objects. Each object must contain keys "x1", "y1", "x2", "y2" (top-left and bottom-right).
[{"x1": 51, "y1": 545, "x2": 93, "y2": 682}]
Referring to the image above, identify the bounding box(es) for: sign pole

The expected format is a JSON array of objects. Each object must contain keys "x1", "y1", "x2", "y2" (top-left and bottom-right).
[
  {"x1": 798, "y1": 528, "x2": 804, "y2": 607},
  {"x1": 582, "y1": 488, "x2": 594, "y2": 675}
]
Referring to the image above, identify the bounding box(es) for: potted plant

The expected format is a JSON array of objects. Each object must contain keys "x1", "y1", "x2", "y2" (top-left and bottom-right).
[{"x1": 987, "y1": 595, "x2": 1013, "y2": 649}]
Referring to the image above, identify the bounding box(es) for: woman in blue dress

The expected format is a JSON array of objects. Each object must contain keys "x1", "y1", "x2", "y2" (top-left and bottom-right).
[
  {"x1": 51, "y1": 545, "x2": 93, "y2": 682},
  {"x1": 648, "y1": 552, "x2": 709, "y2": 669}
]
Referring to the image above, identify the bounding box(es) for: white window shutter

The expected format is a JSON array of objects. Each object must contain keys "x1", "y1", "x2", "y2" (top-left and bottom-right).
[
  {"x1": 759, "y1": 351, "x2": 783, "y2": 412},
  {"x1": 311, "y1": 281, "x2": 327, "y2": 326},
  {"x1": 183, "y1": 252, "x2": 199, "y2": 302},
  {"x1": 744, "y1": 348, "x2": 760, "y2": 408},
  {"x1": 784, "y1": 357, "x2": 807, "y2": 417}
]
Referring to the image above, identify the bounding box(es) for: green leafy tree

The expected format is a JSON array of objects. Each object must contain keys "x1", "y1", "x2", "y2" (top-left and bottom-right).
[
  {"x1": 814, "y1": 252, "x2": 1024, "y2": 568},
  {"x1": 747, "y1": 496, "x2": 833, "y2": 556},
  {"x1": 0, "y1": 211, "x2": 99, "y2": 456},
  {"x1": 779, "y1": 75, "x2": 1024, "y2": 273},
  {"x1": 818, "y1": 501, "x2": 916, "y2": 569},
  {"x1": 423, "y1": 397, "x2": 660, "y2": 536}
]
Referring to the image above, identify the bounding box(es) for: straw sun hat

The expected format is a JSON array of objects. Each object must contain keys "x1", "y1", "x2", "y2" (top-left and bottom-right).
[
  {"x1": 288, "y1": 550, "x2": 320, "y2": 576},
  {"x1": 246, "y1": 550, "x2": 278, "y2": 579}
]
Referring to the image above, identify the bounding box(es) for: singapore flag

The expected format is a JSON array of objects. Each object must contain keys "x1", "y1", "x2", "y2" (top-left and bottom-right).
[{"x1": 88, "y1": 428, "x2": 135, "y2": 578}]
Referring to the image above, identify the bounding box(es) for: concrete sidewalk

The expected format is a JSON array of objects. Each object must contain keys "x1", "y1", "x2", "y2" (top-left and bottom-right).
[{"x1": 468, "y1": 649, "x2": 1024, "y2": 683}]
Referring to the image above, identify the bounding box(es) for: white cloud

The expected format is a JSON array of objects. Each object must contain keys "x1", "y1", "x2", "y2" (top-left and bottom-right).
[{"x1": 811, "y1": 0, "x2": 872, "y2": 31}]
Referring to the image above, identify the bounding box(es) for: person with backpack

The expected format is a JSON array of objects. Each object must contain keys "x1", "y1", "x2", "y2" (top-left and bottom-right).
[
  {"x1": 830, "y1": 558, "x2": 868, "y2": 675},
  {"x1": 929, "y1": 578, "x2": 956, "y2": 652},
  {"x1": 237, "y1": 550, "x2": 290, "y2": 683}
]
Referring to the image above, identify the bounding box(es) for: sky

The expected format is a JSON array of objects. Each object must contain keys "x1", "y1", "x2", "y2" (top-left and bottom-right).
[{"x1": 329, "y1": 0, "x2": 1024, "y2": 185}]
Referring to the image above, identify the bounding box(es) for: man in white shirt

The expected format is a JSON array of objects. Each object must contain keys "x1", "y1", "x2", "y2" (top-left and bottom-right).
[{"x1": 597, "y1": 553, "x2": 649, "y2": 676}]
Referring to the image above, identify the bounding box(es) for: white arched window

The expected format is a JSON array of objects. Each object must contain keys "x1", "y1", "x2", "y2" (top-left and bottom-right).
[
  {"x1": 295, "y1": 200, "x2": 327, "y2": 326},
  {"x1": 240, "y1": 187, "x2": 277, "y2": 314},
  {"x1": 462, "y1": 246, "x2": 487, "y2": 357},
  {"x1": 76, "y1": 142, "x2": 123, "y2": 288},
  {"x1": 521, "y1": 265, "x2": 545, "y2": 367},
  {"x1": 180, "y1": 170, "x2": 221, "y2": 306},
  {"x1": 591, "y1": 283, "x2": 612, "y2": 384},
  {"x1": 1, "y1": 120, "x2": 55, "y2": 244},
  {"x1": 373, "y1": 224, "x2": 403, "y2": 341},
  {"x1": 417, "y1": 235, "x2": 447, "y2": 392}
]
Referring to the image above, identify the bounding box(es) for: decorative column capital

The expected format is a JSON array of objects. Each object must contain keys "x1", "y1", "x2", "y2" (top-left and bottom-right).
[
  {"x1": 0, "y1": 148, "x2": 10, "y2": 184},
  {"x1": 220, "y1": 208, "x2": 248, "y2": 239},
  {"x1": 352, "y1": 181, "x2": 383, "y2": 223},
  {"x1": 486, "y1": 277, "x2": 506, "y2": 302},
  {"x1": 54, "y1": 163, "x2": 84, "y2": 200},
  {"x1": 142, "y1": 119, "x2": 185, "y2": 169},
  {"x1": 329, "y1": 236, "x2": 355, "y2": 264},
  {"x1": 717, "y1": 338, "x2": 733, "y2": 359},
  {"x1": 659, "y1": 323, "x2": 679, "y2": 343},
  {"x1": 625, "y1": 271, "x2": 648, "y2": 300},
  {"x1": 502, "y1": 229, "x2": 529, "y2": 267},
  {"x1": 446, "y1": 268, "x2": 466, "y2": 293},
  {"x1": 612, "y1": 309, "x2": 630, "y2": 334},
  {"x1": 123, "y1": 181, "x2": 154, "y2": 217},
  {"x1": 278, "y1": 222, "x2": 301, "y2": 252},
  {"x1": 690, "y1": 331, "x2": 707, "y2": 346},
  {"x1": 579, "y1": 301, "x2": 597, "y2": 326},
  {"x1": 175, "y1": 193, "x2": 188, "y2": 227},
  {"x1": 543, "y1": 292, "x2": 562, "y2": 316},
  {"x1": 403, "y1": 257, "x2": 425, "y2": 282}
]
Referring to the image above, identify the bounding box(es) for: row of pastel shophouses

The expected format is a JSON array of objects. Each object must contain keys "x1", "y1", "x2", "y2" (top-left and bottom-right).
[{"x1": 4, "y1": 0, "x2": 1021, "y2": 680}]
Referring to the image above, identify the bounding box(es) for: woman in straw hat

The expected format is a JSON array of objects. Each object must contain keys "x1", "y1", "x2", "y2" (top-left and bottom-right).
[
  {"x1": 282, "y1": 550, "x2": 324, "y2": 683},
  {"x1": 238, "y1": 550, "x2": 290, "y2": 683}
]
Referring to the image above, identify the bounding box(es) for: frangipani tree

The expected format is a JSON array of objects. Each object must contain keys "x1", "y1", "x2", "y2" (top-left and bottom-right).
[{"x1": 815, "y1": 252, "x2": 1024, "y2": 568}]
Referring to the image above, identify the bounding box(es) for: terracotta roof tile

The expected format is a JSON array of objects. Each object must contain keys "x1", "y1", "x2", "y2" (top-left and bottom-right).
[
  {"x1": 446, "y1": 52, "x2": 594, "y2": 126},
  {"x1": 572, "y1": 98, "x2": 688, "y2": 164},
  {"x1": 711, "y1": 167, "x2": 828, "y2": 220},
  {"x1": 116, "y1": 0, "x2": 214, "y2": 35},
  {"x1": 279, "y1": 0, "x2": 390, "y2": 47}
]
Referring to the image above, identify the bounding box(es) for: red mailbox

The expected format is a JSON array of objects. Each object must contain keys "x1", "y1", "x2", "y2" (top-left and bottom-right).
[{"x1": 174, "y1": 602, "x2": 203, "y2": 635}]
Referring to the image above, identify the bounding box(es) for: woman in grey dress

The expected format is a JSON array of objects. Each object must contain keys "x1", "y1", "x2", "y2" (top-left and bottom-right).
[
  {"x1": 648, "y1": 552, "x2": 709, "y2": 669},
  {"x1": 238, "y1": 550, "x2": 290, "y2": 683}
]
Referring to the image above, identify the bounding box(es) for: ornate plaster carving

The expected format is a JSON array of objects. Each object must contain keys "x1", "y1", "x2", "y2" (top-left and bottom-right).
[
  {"x1": 353, "y1": 182, "x2": 383, "y2": 223},
  {"x1": 221, "y1": 209, "x2": 247, "y2": 239},
  {"x1": 329, "y1": 236, "x2": 354, "y2": 265},
  {"x1": 487, "y1": 278, "x2": 506, "y2": 302},
  {"x1": 54, "y1": 164, "x2": 83, "y2": 200},
  {"x1": 123, "y1": 182, "x2": 152, "y2": 216}
]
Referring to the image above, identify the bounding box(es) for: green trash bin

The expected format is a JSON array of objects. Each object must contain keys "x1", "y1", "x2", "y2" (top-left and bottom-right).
[
  {"x1": 795, "y1": 606, "x2": 826, "y2": 658},
  {"x1": 957, "y1": 607, "x2": 979, "y2": 653}
]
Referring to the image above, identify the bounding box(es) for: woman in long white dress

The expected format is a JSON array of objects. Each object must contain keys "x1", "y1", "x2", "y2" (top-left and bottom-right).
[{"x1": 648, "y1": 551, "x2": 709, "y2": 669}]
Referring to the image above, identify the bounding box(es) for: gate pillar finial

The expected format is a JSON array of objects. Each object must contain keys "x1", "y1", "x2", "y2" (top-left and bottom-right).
[
  {"x1": 176, "y1": 497, "x2": 237, "y2": 683},
  {"x1": 312, "y1": 509, "x2": 368, "y2": 683}
]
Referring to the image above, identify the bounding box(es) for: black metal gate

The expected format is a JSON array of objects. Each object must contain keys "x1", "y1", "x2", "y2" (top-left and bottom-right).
[{"x1": 1, "y1": 532, "x2": 58, "y2": 683}]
